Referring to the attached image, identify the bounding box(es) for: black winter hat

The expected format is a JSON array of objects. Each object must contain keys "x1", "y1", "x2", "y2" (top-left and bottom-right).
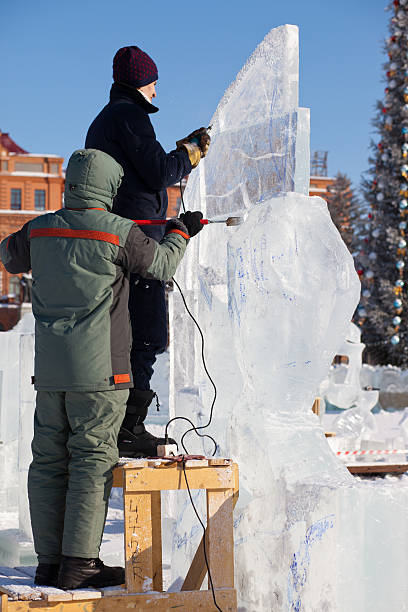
[{"x1": 113, "y1": 46, "x2": 158, "y2": 88}]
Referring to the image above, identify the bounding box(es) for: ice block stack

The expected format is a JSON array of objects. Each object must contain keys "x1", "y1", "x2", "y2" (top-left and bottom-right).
[{"x1": 169, "y1": 25, "x2": 408, "y2": 611}]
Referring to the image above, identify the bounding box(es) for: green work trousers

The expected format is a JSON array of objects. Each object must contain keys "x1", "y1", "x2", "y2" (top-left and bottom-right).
[{"x1": 28, "y1": 389, "x2": 128, "y2": 563}]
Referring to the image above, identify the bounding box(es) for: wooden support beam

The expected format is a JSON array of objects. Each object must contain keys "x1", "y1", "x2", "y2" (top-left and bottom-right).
[
  {"x1": 181, "y1": 530, "x2": 208, "y2": 591},
  {"x1": 182, "y1": 462, "x2": 239, "y2": 592},
  {"x1": 123, "y1": 463, "x2": 235, "y2": 492},
  {"x1": 151, "y1": 491, "x2": 163, "y2": 592}
]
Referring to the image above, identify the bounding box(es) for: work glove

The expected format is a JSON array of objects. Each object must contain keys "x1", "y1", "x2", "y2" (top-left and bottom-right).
[
  {"x1": 179, "y1": 211, "x2": 204, "y2": 237},
  {"x1": 176, "y1": 128, "x2": 211, "y2": 168},
  {"x1": 165, "y1": 211, "x2": 204, "y2": 238}
]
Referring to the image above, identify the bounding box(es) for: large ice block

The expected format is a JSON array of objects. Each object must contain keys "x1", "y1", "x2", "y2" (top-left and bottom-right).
[
  {"x1": 169, "y1": 25, "x2": 408, "y2": 611},
  {"x1": 187, "y1": 25, "x2": 310, "y2": 223},
  {"x1": 0, "y1": 313, "x2": 36, "y2": 565}
]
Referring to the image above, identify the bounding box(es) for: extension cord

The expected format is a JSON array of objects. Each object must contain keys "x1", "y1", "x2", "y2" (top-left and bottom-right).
[{"x1": 157, "y1": 443, "x2": 178, "y2": 457}]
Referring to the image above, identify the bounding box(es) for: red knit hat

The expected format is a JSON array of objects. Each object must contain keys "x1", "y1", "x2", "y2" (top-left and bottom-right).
[{"x1": 113, "y1": 46, "x2": 158, "y2": 88}]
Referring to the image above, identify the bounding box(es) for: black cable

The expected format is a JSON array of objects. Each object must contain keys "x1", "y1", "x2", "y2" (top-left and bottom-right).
[
  {"x1": 166, "y1": 185, "x2": 222, "y2": 610},
  {"x1": 182, "y1": 459, "x2": 223, "y2": 612},
  {"x1": 164, "y1": 277, "x2": 218, "y2": 456},
  {"x1": 179, "y1": 179, "x2": 186, "y2": 213}
]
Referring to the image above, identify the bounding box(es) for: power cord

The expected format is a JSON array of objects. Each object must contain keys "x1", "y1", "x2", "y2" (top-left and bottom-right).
[
  {"x1": 182, "y1": 458, "x2": 223, "y2": 612},
  {"x1": 179, "y1": 179, "x2": 186, "y2": 213},
  {"x1": 164, "y1": 277, "x2": 218, "y2": 456},
  {"x1": 172, "y1": 177, "x2": 223, "y2": 610}
]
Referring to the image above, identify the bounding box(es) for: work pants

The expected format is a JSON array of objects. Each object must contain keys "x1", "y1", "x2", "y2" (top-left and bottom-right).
[
  {"x1": 28, "y1": 389, "x2": 128, "y2": 563},
  {"x1": 128, "y1": 274, "x2": 167, "y2": 396}
]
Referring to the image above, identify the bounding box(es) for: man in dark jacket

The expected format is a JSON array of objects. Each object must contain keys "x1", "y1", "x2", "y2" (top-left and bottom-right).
[
  {"x1": 0, "y1": 149, "x2": 203, "y2": 590},
  {"x1": 85, "y1": 45, "x2": 210, "y2": 457}
]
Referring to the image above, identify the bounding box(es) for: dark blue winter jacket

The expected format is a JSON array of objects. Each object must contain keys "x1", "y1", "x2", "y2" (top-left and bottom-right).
[{"x1": 85, "y1": 82, "x2": 192, "y2": 241}]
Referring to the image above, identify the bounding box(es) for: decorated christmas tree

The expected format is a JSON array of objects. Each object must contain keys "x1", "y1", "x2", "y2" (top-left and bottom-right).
[
  {"x1": 326, "y1": 172, "x2": 359, "y2": 252},
  {"x1": 358, "y1": 0, "x2": 408, "y2": 366}
]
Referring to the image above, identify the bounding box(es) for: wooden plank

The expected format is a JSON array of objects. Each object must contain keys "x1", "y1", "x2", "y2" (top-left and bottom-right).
[
  {"x1": 0, "y1": 585, "x2": 40, "y2": 602},
  {"x1": 206, "y1": 489, "x2": 234, "y2": 589},
  {"x1": 3, "y1": 588, "x2": 237, "y2": 610},
  {"x1": 69, "y1": 589, "x2": 102, "y2": 600},
  {"x1": 100, "y1": 587, "x2": 128, "y2": 597},
  {"x1": 123, "y1": 491, "x2": 154, "y2": 593},
  {"x1": 124, "y1": 464, "x2": 235, "y2": 492},
  {"x1": 151, "y1": 491, "x2": 163, "y2": 592},
  {"x1": 347, "y1": 463, "x2": 408, "y2": 475},
  {"x1": 208, "y1": 458, "x2": 231, "y2": 466},
  {"x1": 37, "y1": 587, "x2": 72, "y2": 602}
]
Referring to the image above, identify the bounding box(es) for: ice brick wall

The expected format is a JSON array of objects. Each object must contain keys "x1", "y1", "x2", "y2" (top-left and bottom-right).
[{"x1": 169, "y1": 25, "x2": 408, "y2": 611}]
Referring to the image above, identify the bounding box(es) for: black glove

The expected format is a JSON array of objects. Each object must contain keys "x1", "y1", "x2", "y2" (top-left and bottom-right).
[{"x1": 179, "y1": 211, "x2": 204, "y2": 237}]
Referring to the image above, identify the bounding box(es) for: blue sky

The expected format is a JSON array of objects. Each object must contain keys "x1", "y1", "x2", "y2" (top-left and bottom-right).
[{"x1": 1, "y1": 0, "x2": 387, "y2": 190}]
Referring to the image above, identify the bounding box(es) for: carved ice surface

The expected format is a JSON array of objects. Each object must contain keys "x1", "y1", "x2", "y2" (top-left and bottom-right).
[{"x1": 170, "y1": 25, "x2": 408, "y2": 611}]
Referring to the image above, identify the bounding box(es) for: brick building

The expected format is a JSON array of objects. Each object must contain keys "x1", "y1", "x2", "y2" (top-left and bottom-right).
[
  {"x1": 309, "y1": 175, "x2": 335, "y2": 198},
  {"x1": 0, "y1": 130, "x2": 64, "y2": 296}
]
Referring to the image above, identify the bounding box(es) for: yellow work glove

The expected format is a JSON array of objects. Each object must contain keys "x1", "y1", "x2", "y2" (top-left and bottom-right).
[{"x1": 176, "y1": 127, "x2": 211, "y2": 168}]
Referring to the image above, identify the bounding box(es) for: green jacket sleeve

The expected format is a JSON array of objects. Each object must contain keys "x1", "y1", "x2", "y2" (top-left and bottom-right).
[
  {"x1": 0, "y1": 222, "x2": 31, "y2": 273},
  {"x1": 120, "y1": 223, "x2": 188, "y2": 281}
]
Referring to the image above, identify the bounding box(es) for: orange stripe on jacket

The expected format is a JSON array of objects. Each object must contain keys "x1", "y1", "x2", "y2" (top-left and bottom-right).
[
  {"x1": 30, "y1": 228, "x2": 120, "y2": 246},
  {"x1": 114, "y1": 373, "x2": 131, "y2": 384},
  {"x1": 167, "y1": 228, "x2": 190, "y2": 240}
]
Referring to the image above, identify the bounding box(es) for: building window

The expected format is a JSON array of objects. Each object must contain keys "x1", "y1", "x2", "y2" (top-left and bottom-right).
[
  {"x1": 50, "y1": 162, "x2": 59, "y2": 174},
  {"x1": 14, "y1": 162, "x2": 43, "y2": 173},
  {"x1": 35, "y1": 189, "x2": 46, "y2": 210},
  {"x1": 1, "y1": 161, "x2": 8, "y2": 171},
  {"x1": 11, "y1": 188, "x2": 22, "y2": 210},
  {"x1": 176, "y1": 197, "x2": 182, "y2": 214}
]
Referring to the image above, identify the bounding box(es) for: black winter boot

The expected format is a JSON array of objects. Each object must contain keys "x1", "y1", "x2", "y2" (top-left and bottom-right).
[
  {"x1": 118, "y1": 423, "x2": 177, "y2": 458},
  {"x1": 34, "y1": 563, "x2": 59, "y2": 587},
  {"x1": 118, "y1": 389, "x2": 177, "y2": 458},
  {"x1": 57, "y1": 557, "x2": 124, "y2": 590}
]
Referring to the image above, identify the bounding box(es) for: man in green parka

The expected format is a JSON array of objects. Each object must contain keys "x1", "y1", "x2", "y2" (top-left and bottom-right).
[{"x1": 0, "y1": 149, "x2": 203, "y2": 590}]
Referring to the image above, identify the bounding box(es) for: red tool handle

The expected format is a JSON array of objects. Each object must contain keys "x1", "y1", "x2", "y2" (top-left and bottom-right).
[{"x1": 133, "y1": 219, "x2": 209, "y2": 225}]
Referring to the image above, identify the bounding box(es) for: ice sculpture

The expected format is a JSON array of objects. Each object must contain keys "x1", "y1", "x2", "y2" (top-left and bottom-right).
[
  {"x1": 322, "y1": 322, "x2": 379, "y2": 411},
  {"x1": 170, "y1": 25, "x2": 408, "y2": 611},
  {"x1": 0, "y1": 314, "x2": 36, "y2": 565}
]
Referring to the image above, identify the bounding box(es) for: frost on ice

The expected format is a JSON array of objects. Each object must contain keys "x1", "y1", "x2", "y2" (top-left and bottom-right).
[{"x1": 169, "y1": 25, "x2": 408, "y2": 611}]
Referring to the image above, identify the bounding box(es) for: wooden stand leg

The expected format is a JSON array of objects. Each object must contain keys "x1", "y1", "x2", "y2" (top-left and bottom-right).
[
  {"x1": 206, "y1": 489, "x2": 234, "y2": 589},
  {"x1": 124, "y1": 491, "x2": 155, "y2": 592},
  {"x1": 0, "y1": 593, "x2": 8, "y2": 612}
]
